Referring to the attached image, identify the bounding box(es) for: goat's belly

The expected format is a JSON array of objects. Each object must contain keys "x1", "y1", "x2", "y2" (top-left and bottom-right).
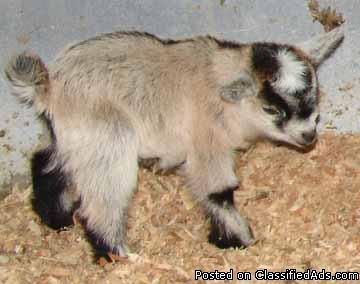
[{"x1": 138, "y1": 134, "x2": 187, "y2": 170}]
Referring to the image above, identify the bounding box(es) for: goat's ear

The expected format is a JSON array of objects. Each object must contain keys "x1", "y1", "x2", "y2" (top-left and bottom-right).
[
  {"x1": 220, "y1": 71, "x2": 258, "y2": 103},
  {"x1": 297, "y1": 27, "x2": 344, "y2": 67}
]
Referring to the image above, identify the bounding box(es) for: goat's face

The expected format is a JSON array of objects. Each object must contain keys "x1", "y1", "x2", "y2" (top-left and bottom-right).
[
  {"x1": 250, "y1": 46, "x2": 320, "y2": 147},
  {"x1": 219, "y1": 28, "x2": 343, "y2": 148},
  {"x1": 221, "y1": 46, "x2": 320, "y2": 148}
]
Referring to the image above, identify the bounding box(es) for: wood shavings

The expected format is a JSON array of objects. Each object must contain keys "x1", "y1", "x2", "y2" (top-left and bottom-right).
[
  {"x1": 179, "y1": 188, "x2": 197, "y2": 210},
  {"x1": 0, "y1": 255, "x2": 10, "y2": 264},
  {"x1": 0, "y1": 133, "x2": 359, "y2": 283},
  {"x1": 307, "y1": 0, "x2": 345, "y2": 32}
]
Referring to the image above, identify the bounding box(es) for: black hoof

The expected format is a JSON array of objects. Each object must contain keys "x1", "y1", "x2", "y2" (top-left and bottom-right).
[
  {"x1": 208, "y1": 220, "x2": 253, "y2": 249},
  {"x1": 80, "y1": 218, "x2": 123, "y2": 262},
  {"x1": 208, "y1": 229, "x2": 247, "y2": 249}
]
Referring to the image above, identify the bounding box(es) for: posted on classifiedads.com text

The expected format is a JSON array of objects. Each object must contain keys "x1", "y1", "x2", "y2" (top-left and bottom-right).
[{"x1": 194, "y1": 268, "x2": 359, "y2": 281}]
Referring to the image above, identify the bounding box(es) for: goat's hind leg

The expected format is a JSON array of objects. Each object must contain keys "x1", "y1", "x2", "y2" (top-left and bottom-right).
[
  {"x1": 31, "y1": 145, "x2": 77, "y2": 230},
  {"x1": 60, "y1": 104, "x2": 139, "y2": 261}
]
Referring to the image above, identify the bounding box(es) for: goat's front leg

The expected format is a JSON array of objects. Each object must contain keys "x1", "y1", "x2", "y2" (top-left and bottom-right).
[
  {"x1": 185, "y1": 148, "x2": 255, "y2": 249},
  {"x1": 207, "y1": 186, "x2": 254, "y2": 248}
]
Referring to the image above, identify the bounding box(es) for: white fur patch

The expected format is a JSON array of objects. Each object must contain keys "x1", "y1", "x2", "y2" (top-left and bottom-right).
[
  {"x1": 6, "y1": 77, "x2": 36, "y2": 104},
  {"x1": 272, "y1": 49, "x2": 307, "y2": 94}
]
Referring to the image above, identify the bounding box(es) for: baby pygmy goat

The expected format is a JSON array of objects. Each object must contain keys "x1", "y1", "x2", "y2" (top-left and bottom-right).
[{"x1": 4, "y1": 28, "x2": 343, "y2": 262}]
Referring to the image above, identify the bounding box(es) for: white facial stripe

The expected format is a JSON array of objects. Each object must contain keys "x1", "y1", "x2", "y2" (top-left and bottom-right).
[{"x1": 272, "y1": 49, "x2": 307, "y2": 94}]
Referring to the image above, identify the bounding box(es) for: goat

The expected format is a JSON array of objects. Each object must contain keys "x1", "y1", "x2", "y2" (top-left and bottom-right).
[{"x1": 4, "y1": 28, "x2": 343, "y2": 261}]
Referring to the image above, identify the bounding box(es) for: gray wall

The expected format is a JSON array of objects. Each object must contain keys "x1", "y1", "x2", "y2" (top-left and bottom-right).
[{"x1": 0, "y1": 0, "x2": 359, "y2": 193}]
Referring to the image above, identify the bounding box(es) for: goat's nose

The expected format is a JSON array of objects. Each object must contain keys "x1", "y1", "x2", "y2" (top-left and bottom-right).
[{"x1": 302, "y1": 129, "x2": 317, "y2": 144}]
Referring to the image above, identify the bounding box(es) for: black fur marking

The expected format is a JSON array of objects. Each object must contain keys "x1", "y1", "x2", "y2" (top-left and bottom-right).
[
  {"x1": 208, "y1": 186, "x2": 251, "y2": 249},
  {"x1": 262, "y1": 81, "x2": 292, "y2": 125},
  {"x1": 5, "y1": 53, "x2": 45, "y2": 87},
  {"x1": 208, "y1": 218, "x2": 249, "y2": 249},
  {"x1": 14, "y1": 54, "x2": 35, "y2": 75},
  {"x1": 251, "y1": 43, "x2": 282, "y2": 78},
  {"x1": 261, "y1": 77, "x2": 318, "y2": 125},
  {"x1": 81, "y1": 218, "x2": 119, "y2": 260},
  {"x1": 291, "y1": 66, "x2": 317, "y2": 120},
  {"x1": 252, "y1": 44, "x2": 318, "y2": 122},
  {"x1": 31, "y1": 146, "x2": 74, "y2": 230},
  {"x1": 294, "y1": 71, "x2": 318, "y2": 120},
  {"x1": 8, "y1": 53, "x2": 49, "y2": 85},
  {"x1": 208, "y1": 186, "x2": 237, "y2": 207},
  {"x1": 296, "y1": 99, "x2": 315, "y2": 120},
  {"x1": 212, "y1": 37, "x2": 243, "y2": 49},
  {"x1": 31, "y1": 114, "x2": 75, "y2": 230}
]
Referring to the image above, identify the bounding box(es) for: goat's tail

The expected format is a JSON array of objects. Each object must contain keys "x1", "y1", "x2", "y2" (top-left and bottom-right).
[{"x1": 4, "y1": 52, "x2": 50, "y2": 112}]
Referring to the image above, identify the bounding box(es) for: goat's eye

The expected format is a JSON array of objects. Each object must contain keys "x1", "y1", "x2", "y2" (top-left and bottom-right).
[
  {"x1": 263, "y1": 106, "x2": 281, "y2": 116},
  {"x1": 315, "y1": 114, "x2": 320, "y2": 124}
]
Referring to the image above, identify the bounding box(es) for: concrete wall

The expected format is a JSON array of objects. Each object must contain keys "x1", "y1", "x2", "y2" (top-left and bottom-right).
[{"x1": 0, "y1": 0, "x2": 359, "y2": 194}]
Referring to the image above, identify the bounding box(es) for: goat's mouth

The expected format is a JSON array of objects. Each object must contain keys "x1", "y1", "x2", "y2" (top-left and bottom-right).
[
  {"x1": 283, "y1": 136, "x2": 319, "y2": 153},
  {"x1": 271, "y1": 135, "x2": 318, "y2": 151},
  {"x1": 293, "y1": 136, "x2": 318, "y2": 148}
]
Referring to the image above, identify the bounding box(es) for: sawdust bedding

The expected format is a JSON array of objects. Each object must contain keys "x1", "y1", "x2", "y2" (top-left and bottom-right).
[{"x1": 0, "y1": 132, "x2": 359, "y2": 284}]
